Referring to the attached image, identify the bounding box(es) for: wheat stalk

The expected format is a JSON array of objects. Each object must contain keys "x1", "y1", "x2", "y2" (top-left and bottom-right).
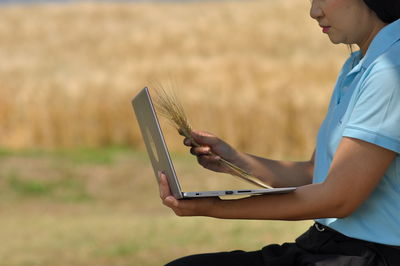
[{"x1": 152, "y1": 86, "x2": 272, "y2": 189}]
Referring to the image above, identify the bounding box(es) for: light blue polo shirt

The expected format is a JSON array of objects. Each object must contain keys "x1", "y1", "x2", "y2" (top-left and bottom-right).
[{"x1": 314, "y1": 19, "x2": 400, "y2": 246}]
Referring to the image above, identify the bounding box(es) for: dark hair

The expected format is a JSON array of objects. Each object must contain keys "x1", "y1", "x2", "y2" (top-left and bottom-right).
[{"x1": 364, "y1": 0, "x2": 400, "y2": 23}]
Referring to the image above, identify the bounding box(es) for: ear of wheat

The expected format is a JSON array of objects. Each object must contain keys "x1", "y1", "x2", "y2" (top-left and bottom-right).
[{"x1": 152, "y1": 86, "x2": 272, "y2": 189}]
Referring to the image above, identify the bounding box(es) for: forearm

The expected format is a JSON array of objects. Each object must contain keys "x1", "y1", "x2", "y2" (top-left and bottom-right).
[
  {"x1": 162, "y1": 138, "x2": 394, "y2": 222},
  {"x1": 209, "y1": 138, "x2": 396, "y2": 221},
  {"x1": 187, "y1": 131, "x2": 314, "y2": 187},
  {"x1": 210, "y1": 183, "x2": 345, "y2": 220},
  {"x1": 235, "y1": 152, "x2": 314, "y2": 188}
]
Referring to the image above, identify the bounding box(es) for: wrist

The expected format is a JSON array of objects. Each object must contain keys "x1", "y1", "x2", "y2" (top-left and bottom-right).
[
  {"x1": 230, "y1": 151, "x2": 253, "y2": 176},
  {"x1": 204, "y1": 197, "x2": 223, "y2": 218}
]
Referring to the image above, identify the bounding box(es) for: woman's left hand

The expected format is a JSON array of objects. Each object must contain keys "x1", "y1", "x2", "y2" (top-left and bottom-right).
[{"x1": 158, "y1": 171, "x2": 221, "y2": 217}]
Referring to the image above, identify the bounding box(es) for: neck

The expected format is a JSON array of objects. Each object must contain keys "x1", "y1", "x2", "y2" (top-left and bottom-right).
[{"x1": 358, "y1": 21, "x2": 387, "y2": 56}]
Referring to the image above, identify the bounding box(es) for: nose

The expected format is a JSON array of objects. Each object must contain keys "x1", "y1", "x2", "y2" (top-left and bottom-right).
[{"x1": 310, "y1": 0, "x2": 323, "y2": 20}]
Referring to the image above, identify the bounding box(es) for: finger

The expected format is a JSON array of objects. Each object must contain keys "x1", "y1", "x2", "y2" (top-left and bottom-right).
[
  {"x1": 191, "y1": 130, "x2": 219, "y2": 146},
  {"x1": 183, "y1": 138, "x2": 192, "y2": 146},
  {"x1": 197, "y1": 154, "x2": 221, "y2": 166},
  {"x1": 163, "y1": 196, "x2": 180, "y2": 208},
  {"x1": 158, "y1": 171, "x2": 172, "y2": 200},
  {"x1": 190, "y1": 146, "x2": 211, "y2": 156}
]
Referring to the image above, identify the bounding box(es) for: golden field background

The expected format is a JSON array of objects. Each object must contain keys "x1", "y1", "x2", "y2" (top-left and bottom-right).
[
  {"x1": 0, "y1": 0, "x2": 349, "y2": 265},
  {"x1": 0, "y1": 0, "x2": 347, "y2": 158}
]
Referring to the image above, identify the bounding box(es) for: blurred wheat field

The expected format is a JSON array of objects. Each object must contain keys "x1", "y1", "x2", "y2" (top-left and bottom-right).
[
  {"x1": 0, "y1": 0, "x2": 347, "y2": 159},
  {"x1": 0, "y1": 1, "x2": 351, "y2": 265}
]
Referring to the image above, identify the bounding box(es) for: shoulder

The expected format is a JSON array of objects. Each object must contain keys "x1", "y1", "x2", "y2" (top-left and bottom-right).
[
  {"x1": 368, "y1": 42, "x2": 400, "y2": 72},
  {"x1": 361, "y1": 44, "x2": 400, "y2": 93}
]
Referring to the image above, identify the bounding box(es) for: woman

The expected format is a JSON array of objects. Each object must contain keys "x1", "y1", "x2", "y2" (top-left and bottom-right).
[{"x1": 159, "y1": 0, "x2": 400, "y2": 265}]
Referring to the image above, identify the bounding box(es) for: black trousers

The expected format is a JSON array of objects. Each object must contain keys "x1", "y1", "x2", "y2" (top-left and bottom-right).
[{"x1": 165, "y1": 223, "x2": 400, "y2": 266}]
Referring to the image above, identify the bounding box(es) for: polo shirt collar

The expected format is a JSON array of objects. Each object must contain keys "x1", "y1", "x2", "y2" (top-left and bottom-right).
[
  {"x1": 347, "y1": 18, "x2": 400, "y2": 76},
  {"x1": 362, "y1": 18, "x2": 400, "y2": 69},
  {"x1": 347, "y1": 51, "x2": 363, "y2": 76}
]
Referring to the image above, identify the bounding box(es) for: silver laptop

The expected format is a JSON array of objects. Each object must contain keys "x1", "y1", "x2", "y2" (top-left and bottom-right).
[{"x1": 132, "y1": 87, "x2": 296, "y2": 199}]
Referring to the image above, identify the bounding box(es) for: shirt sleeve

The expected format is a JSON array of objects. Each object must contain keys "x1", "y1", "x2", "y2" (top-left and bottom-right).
[{"x1": 343, "y1": 64, "x2": 400, "y2": 153}]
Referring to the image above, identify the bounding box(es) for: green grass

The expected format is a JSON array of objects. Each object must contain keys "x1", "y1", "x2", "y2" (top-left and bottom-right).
[
  {"x1": 0, "y1": 148, "x2": 48, "y2": 158},
  {"x1": 0, "y1": 146, "x2": 147, "y2": 164},
  {"x1": 7, "y1": 173, "x2": 92, "y2": 202},
  {"x1": 8, "y1": 173, "x2": 53, "y2": 196},
  {"x1": 52, "y1": 146, "x2": 136, "y2": 165},
  {"x1": 0, "y1": 148, "x2": 312, "y2": 265}
]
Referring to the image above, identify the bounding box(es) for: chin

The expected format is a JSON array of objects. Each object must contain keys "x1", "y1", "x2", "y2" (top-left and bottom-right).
[{"x1": 328, "y1": 35, "x2": 344, "y2": 45}]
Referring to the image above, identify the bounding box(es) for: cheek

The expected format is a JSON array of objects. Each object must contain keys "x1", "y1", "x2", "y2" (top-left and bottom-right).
[
  {"x1": 326, "y1": 0, "x2": 360, "y2": 31},
  {"x1": 324, "y1": 0, "x2": 354, "y2": 22}
]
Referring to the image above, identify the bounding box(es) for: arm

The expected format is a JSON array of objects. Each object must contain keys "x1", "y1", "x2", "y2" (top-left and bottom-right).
[
  {"x1": 186, "y1": 130, "x2": 314, "y2": 188},
  {"x1": 235, "y1": 151, "x2": 315, "y2": 188},
  {"x1": 160, "y1": 137, "x2": 396, "y2": 220}
]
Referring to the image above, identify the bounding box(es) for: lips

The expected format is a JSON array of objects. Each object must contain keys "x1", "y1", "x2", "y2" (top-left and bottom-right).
[{"x1": 321, "y1": 26, "x2": 331, "y2": 33}]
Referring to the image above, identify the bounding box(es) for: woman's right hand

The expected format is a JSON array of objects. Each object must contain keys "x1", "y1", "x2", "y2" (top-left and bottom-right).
[{"x1": 183, "y1": 130, "x2": 241, "y2": 174}]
